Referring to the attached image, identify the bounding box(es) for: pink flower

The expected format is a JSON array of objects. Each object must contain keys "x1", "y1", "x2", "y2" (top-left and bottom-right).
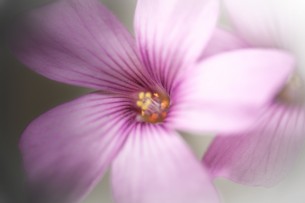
[
  {"x1": 204, "y1": 0, "x2": 305, "y2": 187},
  {"x1": 11, "y1": 0, "x2": 294, "y2": 202}
]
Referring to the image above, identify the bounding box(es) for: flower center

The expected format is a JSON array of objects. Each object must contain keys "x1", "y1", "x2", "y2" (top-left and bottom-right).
[
  {"x1": 276, "y1": 73, "x2": 305, "y2": 105},
  {"x1": 136, "y1": 91, "x2": 170, "y2": 123}
]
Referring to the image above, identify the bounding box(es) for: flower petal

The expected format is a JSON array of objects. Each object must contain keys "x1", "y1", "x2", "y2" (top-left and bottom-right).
[
  {"x1": 11, "y1": 0, "x2": 147, "y2": 92},
  {"x1": 111, "y1": 125, "x2": 219, "y2": 203},
  {"x1": 201, "y1": 28, "x2": 248, "y2": 58},
  {"x1": 20, "y1": 93, "x2": 134, "y2": 202},
  {"x1": 203, "y1": 104, "x2": 305, "y2": 186},
  {"x1": 169, "y1": 49, "x2": 294, "y2": 134},
  {"x1": 224, "y1": 0, "x2": 305, "y2": 80},
  {"x1": 169, "y1": 103, "x2": 260, "y2": 134},
  {"x1": 134, "y1": 0, "x2": 219, "y2": 91},
  {"x1": 185, "y1": 49, "x2": 294, "y2": 108},
  {"x1": 224, "y1": 0, "x2": 282, "y2": 47},
  {"x1": 225, "y1": 0, "x2": 305, "y2": 50}
]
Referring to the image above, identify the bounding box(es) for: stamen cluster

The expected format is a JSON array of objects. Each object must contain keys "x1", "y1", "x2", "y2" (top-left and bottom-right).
[{"x1": 136, "y1": 91, "x2": 170, "y2": 123}]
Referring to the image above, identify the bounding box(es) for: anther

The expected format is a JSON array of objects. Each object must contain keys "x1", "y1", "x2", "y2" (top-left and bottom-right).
[{"x1": 136, "y1": 91, "x2": 170, "y2": 123}]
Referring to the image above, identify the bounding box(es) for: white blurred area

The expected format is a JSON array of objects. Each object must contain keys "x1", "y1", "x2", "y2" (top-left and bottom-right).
[{"x1": 80, "y1": 0, "x2": 305, "y2": 202}]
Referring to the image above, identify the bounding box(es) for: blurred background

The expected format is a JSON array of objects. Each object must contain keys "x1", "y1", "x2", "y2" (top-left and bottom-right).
[{"x1": 1, "y1": 0, "x2": 305, "y2": 202}]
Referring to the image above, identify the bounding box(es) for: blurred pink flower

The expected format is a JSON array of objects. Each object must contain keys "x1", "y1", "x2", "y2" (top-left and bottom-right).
[
  {"x1": 204, "y1": 0, "x2": 305, "y2": 187},
  {"x1": 11, "y1": 0, "x2": 295, "y2": 202}
]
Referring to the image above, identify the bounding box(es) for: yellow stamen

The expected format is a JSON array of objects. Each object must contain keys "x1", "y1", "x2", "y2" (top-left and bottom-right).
[
  {"x1": 135, "y1": 91, "x2": 170, "y2": 124},
  {"x1": 138, "y1": 92, "x2": 145, "y2": 100},
  {"x1": 136, "y1": 101, "x2": 143, "y2": 107},
  {"x1": 145, "y1": 92, "x2": 152, "y2": 98}
]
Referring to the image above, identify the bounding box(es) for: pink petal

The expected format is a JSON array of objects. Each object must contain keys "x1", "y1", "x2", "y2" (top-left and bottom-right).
[
  {"x1": 224, "y1": 0, "x2": 305, "y2": 80},
  {"x1": 203, "y1": 104, "x2": 305, "y2": 186},
  {"x1": 201, "y1": 28, "x2": 248, "y2": 58},
  {"x1": 224, "y1": 0, "x2": 281, "y2": 47},
  {"x1": 185, "y1": 49, "x2": 294, "y2": 107},
  {"x1": 20, "y1": 93, "x2": 134, "y2": 202},
  {"x1": 224, "y1": 0, "x2": 305, "y2": 49},
  {"x1": 170, "y1": 49, "x2": 294, "y2": 134},
  {"x1": 169, "y1": 102, "x2": 260, "y2": 134},
  {"x1": 11, "y1": 0, "x2": 147, "y2": 92},
  {"x1": 111, "y1": 125, "x2": 219, "y2": 203},
  {"x1": 134, "y1": 0, "x2": 219, "y2": 90}
]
